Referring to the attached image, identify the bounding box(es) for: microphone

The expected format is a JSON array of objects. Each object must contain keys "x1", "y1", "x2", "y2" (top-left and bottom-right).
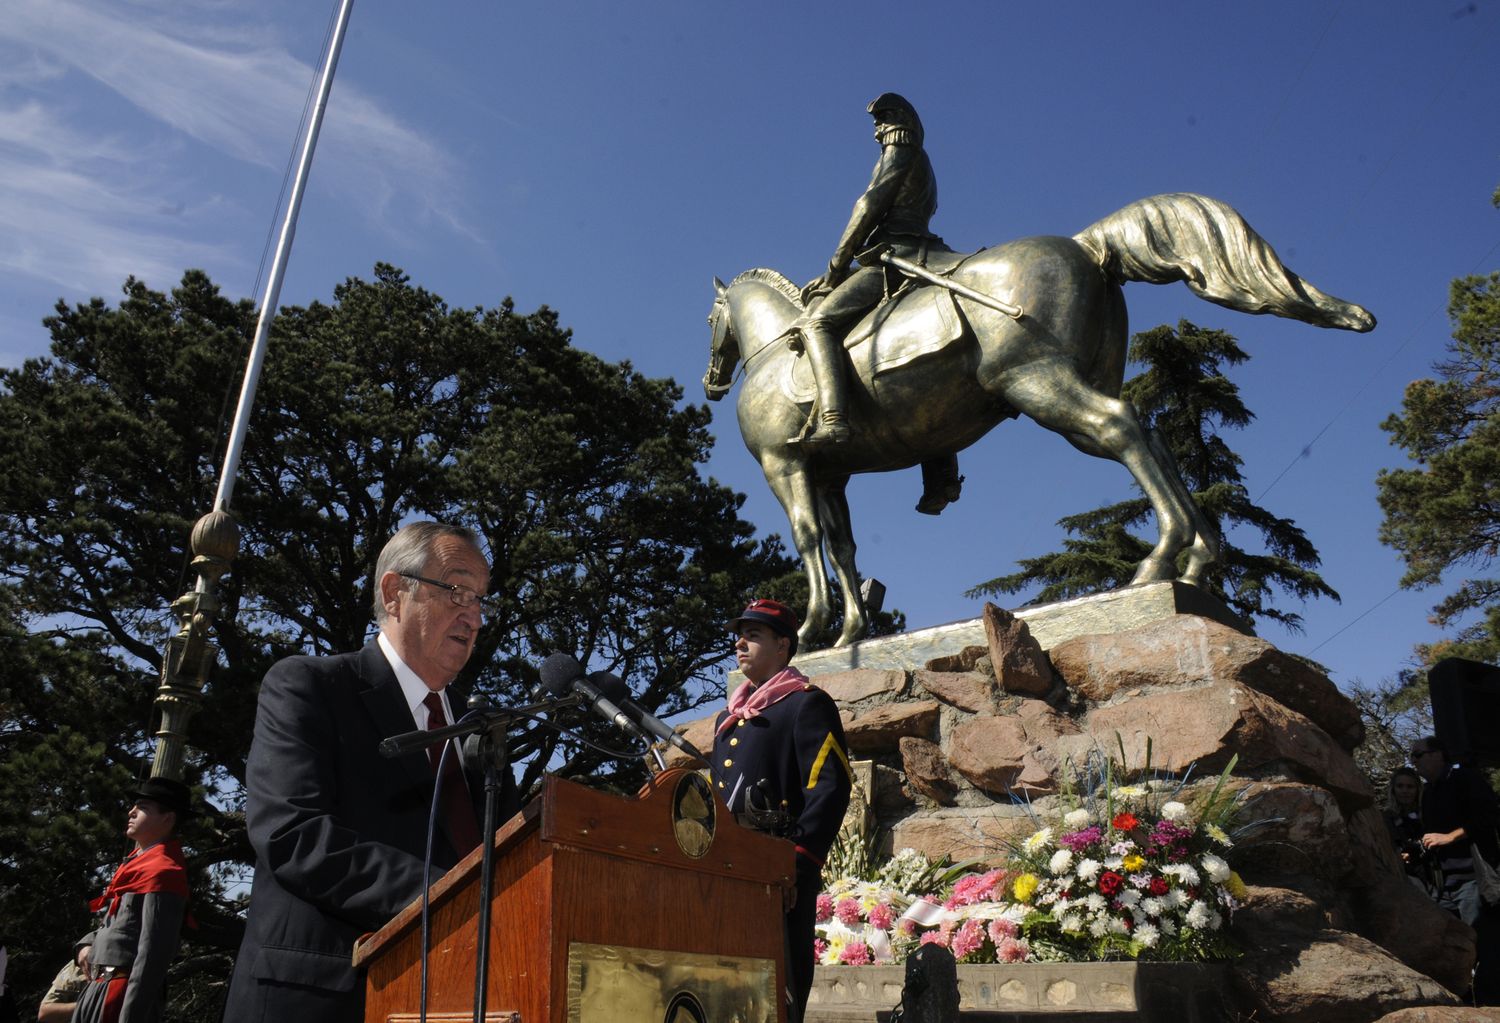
[
  {"x1": 539, "y1": 652, "x2": 647, "y2": 743},
  {"x1": 588, "y1": 671, "x2": 706, "y2": 762}
]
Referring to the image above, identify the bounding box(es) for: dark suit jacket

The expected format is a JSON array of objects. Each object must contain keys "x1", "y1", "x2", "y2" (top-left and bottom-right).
[{"x1": 223, "y1": 642, "x2": 520, "y2": 1023}]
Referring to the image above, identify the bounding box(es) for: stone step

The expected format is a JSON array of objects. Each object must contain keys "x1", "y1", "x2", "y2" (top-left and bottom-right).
[{"x1": 807, "y1": 962, "x2": 1227, "y2": 1022}]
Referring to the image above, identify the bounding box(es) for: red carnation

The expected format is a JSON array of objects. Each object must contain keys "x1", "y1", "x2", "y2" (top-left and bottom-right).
[
  {"x1": 1147, "y1": 876, "x2": 1170, "y2": 896},
  {"x1": 1111, "y1": 812, "x2": 1139, "y2": 832},
  {"x1": 1098, "y1": 871, "x2": 1125, "y2": 896}
]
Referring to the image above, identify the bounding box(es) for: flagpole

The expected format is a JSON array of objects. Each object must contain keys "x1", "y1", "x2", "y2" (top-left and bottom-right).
[
  {"x1": 215, "y1": 0, "x2": 355, "y2": 512},
  {"x1": 150, "y1": 0, "x2": 355, "y2": 782}
]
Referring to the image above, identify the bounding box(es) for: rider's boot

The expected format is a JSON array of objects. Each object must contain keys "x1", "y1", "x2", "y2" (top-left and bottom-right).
[
  {"x1": 797, "y1": 323, "x2": 851, "y2": 448},
  {"x1": 916, "y1": 455, "x2": 964, "y2": 515}
]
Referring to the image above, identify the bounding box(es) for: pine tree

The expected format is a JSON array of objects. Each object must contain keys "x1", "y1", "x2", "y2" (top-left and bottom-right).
[
  {"x1": 0, "y1": 265, "x2": 794, "y2": 1017},
  {"x1": 968, "y1": 320, "x2": 1338, "y2": 631},
  {"x1": 1377, "y1": 258, "x2": 1500, "y2": 665}
]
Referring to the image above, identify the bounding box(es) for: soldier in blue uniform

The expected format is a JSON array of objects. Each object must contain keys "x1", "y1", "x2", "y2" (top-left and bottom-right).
[{"x1": 714, "y1": 599, "x2": 852, "y2": 1023}]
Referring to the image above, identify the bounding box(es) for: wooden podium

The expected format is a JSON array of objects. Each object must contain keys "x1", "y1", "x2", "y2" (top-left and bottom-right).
[{"x1": 353, "y1": 769, "x2": 794, "y2": 1022}]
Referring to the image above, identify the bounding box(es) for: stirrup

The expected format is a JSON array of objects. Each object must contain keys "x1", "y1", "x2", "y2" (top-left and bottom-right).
[{"x1": 798, "y1": 415, "x2": 850, "y2": 449}]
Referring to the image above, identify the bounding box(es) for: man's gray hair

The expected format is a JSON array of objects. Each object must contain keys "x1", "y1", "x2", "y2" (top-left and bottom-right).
[{"x1": 372, "y1": 521, "x2": 483, "y2": 623}]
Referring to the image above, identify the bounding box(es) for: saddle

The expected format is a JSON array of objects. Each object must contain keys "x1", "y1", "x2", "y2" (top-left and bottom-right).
[{"x1": 783, "y1": 271, "x2": 968, "y2": 406}]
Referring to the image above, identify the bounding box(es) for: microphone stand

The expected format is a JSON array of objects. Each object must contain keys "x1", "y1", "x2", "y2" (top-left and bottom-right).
[
  {"x1": 382, "y1": 695, "x2": 564, "y2": 1023},
  {"x1": 467, "y1": 699, "x2": 514, "y2": 1023}
]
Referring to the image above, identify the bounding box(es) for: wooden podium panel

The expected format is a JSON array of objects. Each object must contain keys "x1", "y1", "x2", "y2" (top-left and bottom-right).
[{"x1": 354, "y1": 770, "x2": 794, "y2": 1023}]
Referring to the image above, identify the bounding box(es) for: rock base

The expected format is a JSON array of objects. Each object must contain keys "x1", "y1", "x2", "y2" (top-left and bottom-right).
[{"x1": 728, "y1": 581, "x2": 1251, "y2": 685}]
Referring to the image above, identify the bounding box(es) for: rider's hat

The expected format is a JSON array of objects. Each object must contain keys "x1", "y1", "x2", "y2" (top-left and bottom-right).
[
  {"x1": 728, "y1": 598, "x2": 800, "y2": 658},
  {"x1": 867, "y1": 92, "x2": 923, "y2": 143}
]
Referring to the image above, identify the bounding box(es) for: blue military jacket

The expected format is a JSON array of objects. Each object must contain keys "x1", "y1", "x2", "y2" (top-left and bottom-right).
[{"x1": 712, "y1": 683, "x2": 853, "y2": 866}]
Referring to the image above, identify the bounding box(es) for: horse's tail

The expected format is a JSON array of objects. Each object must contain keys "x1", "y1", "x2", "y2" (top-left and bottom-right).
[{"x1": 1073, "y1": 193, "x2": 1375, "y2": 332}]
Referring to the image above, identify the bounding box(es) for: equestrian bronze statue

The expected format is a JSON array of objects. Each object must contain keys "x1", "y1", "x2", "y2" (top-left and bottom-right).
[{"x1": 702, "y1": 184, "x2": 1374, "y2": 649}]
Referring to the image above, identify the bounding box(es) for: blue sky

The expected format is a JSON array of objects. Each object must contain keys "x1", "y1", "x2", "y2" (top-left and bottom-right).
[{"x1": 1, "y1": 0, "x2": 1496, "y2": 693}]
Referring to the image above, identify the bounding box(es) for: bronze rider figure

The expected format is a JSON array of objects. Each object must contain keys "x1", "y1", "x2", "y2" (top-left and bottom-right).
[{"x1": 799, "y1": 92, "x2": 962, "y2": 514}]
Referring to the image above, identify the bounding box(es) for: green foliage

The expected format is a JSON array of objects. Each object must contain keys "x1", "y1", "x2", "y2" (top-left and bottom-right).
[
  {"x1": 1349, "y1": 669, "x2": 1434, "y2": 798},
  {"x1": 1377, "y1": 270, "x2": 1500, "y2": 665},
  {"x1": 0, "y1": 265, "x2": 793, "y2": 1016},
  {"x1": 968, "y1": 320, "x2": 1338, "y2": 631}
]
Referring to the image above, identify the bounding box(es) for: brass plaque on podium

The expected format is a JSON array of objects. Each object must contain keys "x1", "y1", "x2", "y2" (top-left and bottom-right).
[{"x1": 566, "y1": 941, "x2": 776, "y2": 1023}]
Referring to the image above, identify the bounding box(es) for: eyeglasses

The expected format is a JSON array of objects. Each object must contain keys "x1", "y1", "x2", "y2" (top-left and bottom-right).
[{"x1": 400, "y1": 573, "x2": 495, "y2": 611}]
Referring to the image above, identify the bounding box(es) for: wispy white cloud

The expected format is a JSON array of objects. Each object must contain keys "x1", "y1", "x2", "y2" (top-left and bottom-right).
[{"x1": 0, "y1": 0, "x2": 476, "y2": 297}]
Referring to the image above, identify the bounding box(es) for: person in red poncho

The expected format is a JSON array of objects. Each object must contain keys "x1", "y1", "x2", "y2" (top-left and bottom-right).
[{"x1": 71, "y1": 777, "x2": 191, "y2": 1023}]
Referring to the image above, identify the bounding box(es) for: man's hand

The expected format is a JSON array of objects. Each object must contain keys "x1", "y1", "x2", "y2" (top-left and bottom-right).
[
  {"x1": 800, "y1": 264, "x2": 848, "y2": 306},
  {"x1": 76, "y1": 943, "x2": 92, "y2": 976},
  {"x1": 1422, "y1": 828, "x2": 1465, "y2": 849}
]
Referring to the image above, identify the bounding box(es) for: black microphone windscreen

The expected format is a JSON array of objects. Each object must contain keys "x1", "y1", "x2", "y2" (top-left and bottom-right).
[
  {"x1": 587, "y1": 670, "x2": 630, "y2": 702},
  {"x1": 539, "y1": 652, "x2": 584, "y2": 696}
]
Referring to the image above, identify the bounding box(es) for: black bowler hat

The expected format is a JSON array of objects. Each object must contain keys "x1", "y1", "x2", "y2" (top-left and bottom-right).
[
  {"x1": 728, "y1": 598, "x2": 800, "y2": 658},
  {"x1": 128, "y1": 777, "x2": 193, "y2": 818}
]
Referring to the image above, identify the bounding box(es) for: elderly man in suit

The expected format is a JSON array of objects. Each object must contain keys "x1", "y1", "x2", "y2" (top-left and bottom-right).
[{"x1": 224, "y1": 522, "x2": 520, "y2": 1023}]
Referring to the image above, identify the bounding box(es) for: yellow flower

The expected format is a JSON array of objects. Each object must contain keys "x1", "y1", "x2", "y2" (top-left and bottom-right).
[
  {"x1": 1013, "y1": 873, "x2": 1040, "y2": 902},
  {"x1": 1122, "y1": 854, "x2": 1146, "y2": 873},
  {"x1": 1226, "y1": 871, "x2": 1249, "y2": 901},
  {"x1": 1205, "y1": 823, "x2": 1233, "y2": 847}
]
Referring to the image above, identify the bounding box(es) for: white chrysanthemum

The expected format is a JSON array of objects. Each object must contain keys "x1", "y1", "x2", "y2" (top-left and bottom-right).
[
  {"x1": 1049, "y1": 849, "x2": 1074, "y2": 875},
  {"x1": 1063, "y1": 808, "x2": 1092, "y2": 829},
  {"x1": 1163, "y1": 863, "x2": 1200, "y2": 886},
  {"x1": 1163, "y1": 889, "x2": 1187, "y2": 910},
  {"x1": 1208, "y1": 910, "x2": 1224, "y2": 931},
  {"x1": 1185, "y1": 900, "x2": 1211, "y2": 929},
  {"x1": 1023, "y1": 827, "x2": 1054, "y2": 855},
  {"x1": 1116, "y1": 889, "x2": 1141, "y2": 908},
  {"x1": 1161, "y1": 917, "x2": 1178, "y2": 936},
  {"x1": 1076, "y1": 857, "x2": 1102, "y2": 881},
  {"x1": 1135, "y1": 922, "x2": 1161, "y2": 947},
  {"x1": 1161, "y1": 800, "x2": 1189, "y2": 822},
  {"x1": 1204, "y1": 823, "x2": 1233, "y2": 847},
  {"x1": 1103, "y1": 855, "x2": 1124, "y2": 870},
  {"x1": 1061, "y1": 913, "x2": 1084, "y2": 932},
  {"x1": 1053, "y1": 896, "x2": 1072, "y2": 915},
  {"x1": 1115, "y1": 784, "x2": 1147, "y2": 801},
  {"x1": 1085, "y1": 893, "x2": 1107, "y2": 913},
  {"x1": 1201, "y1": 853, "x2": 1231, "y2": 883},
  {"x1": 1141, "y1": 897, "x2": 1164, "y2": 917},
  {"x1": 1108, "y1": 916, "x2": 1130, "y2": 935},
  {"x1": 1089, "y1": 917, "x2": 1110, "y2": 938}
]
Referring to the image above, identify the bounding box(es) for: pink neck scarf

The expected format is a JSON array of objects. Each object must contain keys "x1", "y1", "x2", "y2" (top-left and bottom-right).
[{"x1": 717, "y1": 666, "x2": 809, "y2": 735}]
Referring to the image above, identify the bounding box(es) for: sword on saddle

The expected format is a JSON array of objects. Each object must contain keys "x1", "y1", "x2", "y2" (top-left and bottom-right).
[{"x1": 880, "y1": 251, "x2": 1023, "y2": 320}]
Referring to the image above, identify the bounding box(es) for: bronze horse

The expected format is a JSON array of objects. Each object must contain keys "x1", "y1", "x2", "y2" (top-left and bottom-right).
[{"x1": 703, "y1": 193, "x2": 1374, "y2": 648}]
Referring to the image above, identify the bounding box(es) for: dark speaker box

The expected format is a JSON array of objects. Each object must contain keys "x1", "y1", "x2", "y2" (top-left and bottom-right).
[{"x1": 1429, "y1": 657, "x2": 1500, "y2": 765}]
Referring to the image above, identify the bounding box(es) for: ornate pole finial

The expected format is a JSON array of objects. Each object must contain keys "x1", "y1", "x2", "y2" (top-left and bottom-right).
[{"x1": 149, "y1": 510, "x2": 240, "y2": 781}]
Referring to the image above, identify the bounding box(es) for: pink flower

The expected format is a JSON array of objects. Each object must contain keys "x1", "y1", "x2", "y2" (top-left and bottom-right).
[
  {"x1": 951, "y1": 919, "x2": 986, "y2": 960},
  {"x1": 997, "y1": 936, "x2": 1031, "y2": 963},
  {"x1": 835, "y1": 897, "x2": 863, "y2": 926},
  {"x1": 868, "y1": 902, "x2": 896, "y2": 931},
  {"x1": 815, "y1": 894, "x2": 834, "y2": 923},
  {"x1": 813, "y1": 938, "x2": 827, "y2": 959},
  {"x1": 839, "y1": 941, "x2": 872, "y2": 966},
  {"x1": 945, "y1": 868, "x2": 1008, "y2": 908},
  {"x1": 919, "y1": 930, "x2": 951, "y2": 948},
  {"x1": 986, "y1": 918, "x2": 1018, "y2": 945},
  {"x1": 898, "y1": 917, "x2": 919, "y2": 936}
]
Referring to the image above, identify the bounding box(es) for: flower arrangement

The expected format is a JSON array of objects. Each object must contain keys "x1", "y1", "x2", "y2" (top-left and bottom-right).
[
  {"x1": 813, "y1": 847, "x2": 974, "y2": 966},
  {"x1": 816, "y1": 746, "x2": 1254, "y2": 966}
]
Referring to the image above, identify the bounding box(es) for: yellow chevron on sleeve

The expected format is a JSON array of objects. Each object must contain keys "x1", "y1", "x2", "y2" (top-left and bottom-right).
[{"x1": 806, "y1": 733, "x2": 852, "y2": 790}]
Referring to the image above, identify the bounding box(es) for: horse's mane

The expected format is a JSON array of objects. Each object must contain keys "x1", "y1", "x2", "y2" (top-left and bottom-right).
[{"x1": 729, "y1": 268, "x2": 804, "y2": 309}]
